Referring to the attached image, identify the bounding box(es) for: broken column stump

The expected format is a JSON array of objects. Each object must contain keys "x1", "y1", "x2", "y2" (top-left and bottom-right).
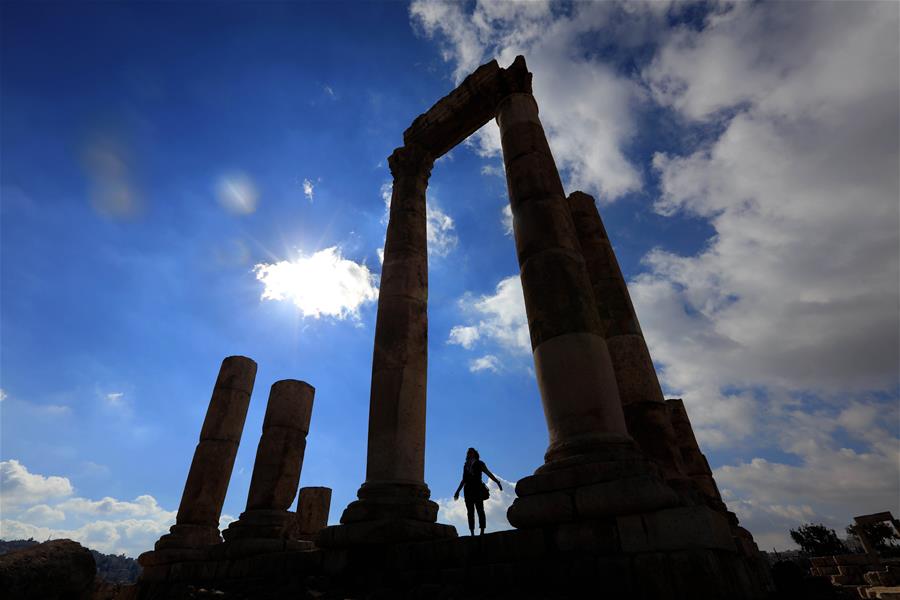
[{"x1": 291, "y1": 486, "x2": 332, "y2": 541}]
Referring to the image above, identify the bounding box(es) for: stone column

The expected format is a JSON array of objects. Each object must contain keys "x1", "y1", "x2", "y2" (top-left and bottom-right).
[
  {"x1": 293, "y1": 486, "x2": 332, "y2": 541},
  {"x1": 566, "y1": 191, "x2": 687, "y2": 482},
  {"x1": 223, "y1": 380, "x2": 314, "y2": 541},
  {"x1": 497, "y1": 59, "x2": 680, "y2": 529},
  {"x1": 140, "y1": 356, "x2": 256, "y2": 569},
  {"x1": 319, "y1": 145, "x2": 455, "y2": 546},
  {"x1": 496, "y1": 89, "x2": 630, "y2": 461}
]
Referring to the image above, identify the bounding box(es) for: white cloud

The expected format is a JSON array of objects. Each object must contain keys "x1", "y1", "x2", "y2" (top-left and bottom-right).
[
  {"x1": 1, "y1": 460, "x2": 74, "y2": 508},
  {"x1": 36, "y1": 404, "x2": 72, "y2": 417},
  {"x1": 302, "y1": 178, "x2": 314, "y2": 202},
  {"x1": 469, "y1": 355, "x2": 500, "y2": 373},
  {"x1": 480, "y1": 164, "x2": 503, "y2": 177},
  {"x1": 22, "y1": 504, "x2": 66, "y2": 524},
  {"x1": 628, "y1": 1, "x2": 900, "y2": 548},
  {"x1": 500, "y1": 204, "x2": 513, "y2": 237},
  {"x1": 58, "y1": 495, "x2": 169, "y2": 519},
  {"x1": 448, "y1": 325, "x2": 480, "y2": 349},
  {"x1": 0, "y1": 460, "x2": 177, "y2": 557},
  {"x1": 105, "y1": 392, "x2": 124, "y2": 407},
  {"x1": 435, "y1": 476, "x2": 517, "y2": 534},
  {"x1": 216, "y1": 172, "x2": 258, "y2": 215},
  {"x1": 381, "y1": 182, "x2": 458, "y2": 258},
  {"x1": 254, "y1": 246, "x2": 379, "y2": 319},
  {"x1": 451, "y1": 275, "x2": 529, "y2": 357},
  {"x1": 0, "y1": 389, "x2": 7, "y2": 402}
]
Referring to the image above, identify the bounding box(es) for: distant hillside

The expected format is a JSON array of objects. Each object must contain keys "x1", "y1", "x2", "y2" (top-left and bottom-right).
[{"x1": 0, "y1": 539, "x2": 141, "y2": 583}]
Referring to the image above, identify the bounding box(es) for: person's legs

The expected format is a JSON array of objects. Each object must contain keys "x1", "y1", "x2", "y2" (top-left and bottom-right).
[
  {"x1": 464, "y1": 496, "x2": 475, "y2": 535},
  {"x1": 476, "y1": 500, "x2": 486, "y2": 534}
]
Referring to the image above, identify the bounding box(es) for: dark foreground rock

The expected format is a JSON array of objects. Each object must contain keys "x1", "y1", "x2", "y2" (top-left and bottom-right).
[{"x1": 0, "y1": 538, "x2": 96, "y2": 599}]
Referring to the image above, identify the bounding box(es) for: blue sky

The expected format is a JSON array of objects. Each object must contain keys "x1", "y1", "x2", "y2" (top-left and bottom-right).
[{"x1": 2, "y1": 1, "x2": 898, "y2": 556}]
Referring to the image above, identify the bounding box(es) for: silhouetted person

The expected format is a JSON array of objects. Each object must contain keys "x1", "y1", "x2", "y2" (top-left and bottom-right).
[{"x1": 453, "y1": 447, "x2": 502, "y2": 536}]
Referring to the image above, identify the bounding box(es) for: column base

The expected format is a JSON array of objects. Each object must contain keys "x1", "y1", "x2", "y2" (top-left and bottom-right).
[
  {"x1": 509, "y1": 441, "x2": 686, "y2": 529},
  {"x1": 340, "y1": 481, "x2": 439, "y2": 523},
  {"x1": 317, "y1": 480, "x2": 458, "y2": 547},
  {"x1": 222, "y1": 508, "x2": 292, "y2": 541},
  {"x1": 154, "y1": 523, "x2": 222, "y2": 550}
]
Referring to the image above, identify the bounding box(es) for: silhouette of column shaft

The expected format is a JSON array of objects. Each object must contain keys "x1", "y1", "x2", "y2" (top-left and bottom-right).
[
  {"x1": 365, "y1": 144, "x2": 432, "y2": 485},
  {"x1": 223, "y1": 380, "x2": 314, "y2": 541},
  {"x1": 496, "y1": 92, "x2": 631, "y2": 462},
  {"x1": 567, "y1": 191, "x2": 687, "y2": 480},
  {"x1": 335, "y1": 144, "x2": 443, "y2": 531},
  {"x1": 245, "y1": 380, "x2": 314, "y2": 511},
  {"x1": 163, "y1": 356, "x2": 257, "y2": 548}
]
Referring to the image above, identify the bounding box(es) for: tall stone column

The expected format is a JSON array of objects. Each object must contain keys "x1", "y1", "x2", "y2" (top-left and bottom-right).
[
  {"x1": 140, "y1": 356, "x2": 256, "y2": 572},
  {"x1": 497, "y1": 59, "x2": 680, "y2": 528},
  {"x1": 223, "y1": 379, "x2": 314, "y2": 541},
  {"x1": 319, "y1": 144, "x2": 455, "y2": 546},
  {"x1": 566, "y1": 191, "x2": 687, "y2": 482},
  {"x1": 497, "y1": 91, "x2": 630, "y2": 461}
]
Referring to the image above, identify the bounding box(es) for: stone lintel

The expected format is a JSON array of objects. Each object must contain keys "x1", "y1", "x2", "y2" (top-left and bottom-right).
[
  {"x1": 402, "y1": 55, "x2": 532, "y2": 159},
  {"x1": 854, "y1": 511, "x2": 896, "y2": 526}
]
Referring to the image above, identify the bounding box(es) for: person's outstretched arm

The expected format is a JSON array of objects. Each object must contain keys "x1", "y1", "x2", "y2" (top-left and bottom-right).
[
  {"x1": 482, "y1": 464, "x2": 503, "y2": 491},
  {"x1": 453, "y1": 479, "x2": 464, "y2": 500}
]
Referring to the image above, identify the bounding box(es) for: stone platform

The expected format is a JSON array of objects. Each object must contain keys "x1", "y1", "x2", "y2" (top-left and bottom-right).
[{"x1": 137, "y1": 506, "x2": 770, "y2": 599}]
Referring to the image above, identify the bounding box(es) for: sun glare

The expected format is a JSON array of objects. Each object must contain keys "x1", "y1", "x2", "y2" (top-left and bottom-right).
[{"x1": 253, "y1": 247, "x2": 378, "y2": 319}]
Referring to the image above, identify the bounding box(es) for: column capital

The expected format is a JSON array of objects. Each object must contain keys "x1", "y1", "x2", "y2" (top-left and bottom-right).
[
  {"x1": 388, "y1": 144, "x2": 434, "y2": 179},
  {"x1": 494, "y1": 55, "x2": 534, "y2": 110}
]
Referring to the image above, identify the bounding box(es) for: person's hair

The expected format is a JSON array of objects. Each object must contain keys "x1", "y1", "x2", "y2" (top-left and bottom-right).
[{"x1": 467, "y1": 447, "x2": 480, "y2": 460}]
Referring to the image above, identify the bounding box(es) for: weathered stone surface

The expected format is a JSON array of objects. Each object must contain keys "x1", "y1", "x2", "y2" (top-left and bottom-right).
[
  {"x1": 575, "y1": 474, "x2": 683, "y2": 519},
  {"x1": 0, "y1": 539, "x2": 96, "y2": 600},
  {"x1": 606, "y1": 334, "x2": 665, "y2": 406},
  {"x1": 617, "y1": 505, "x2": 737, "y2": 553},
  {"x1": 622, "y1": 398, "x2": 688, "y2": 482},
  {"x1": 534, "y1": 332, "x2": 631, "y2": 458},
  {"x1": 502, "y1": 149, "x2": 567, "y2": 208},
  {"x1": 378, "y1": 255, "x2": 427, "y2": 303},
  {"x1": 518, "y1": 452, "x2": 657, "y2": 496},
  {"x1": 510, "y1": 195, "x2": 581, "y2": 266},
  {"x1": 520, "y1": 250, "x2": 605, "y2": 348},
  {"x1": 507, "y1": 489, "x2": 576, "y2": 527},
  {"x1": 294, "y1": 486, "x2": 332, "y2": 540}
]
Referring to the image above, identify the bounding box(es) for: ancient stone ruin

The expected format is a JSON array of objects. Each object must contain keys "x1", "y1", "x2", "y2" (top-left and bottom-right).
[
  {"x1": 807, "y1": 512, "x2": 900, "y2": 599},
  {"x1": 134, "y1": 56, "x2": 774, "y2": 599}
]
